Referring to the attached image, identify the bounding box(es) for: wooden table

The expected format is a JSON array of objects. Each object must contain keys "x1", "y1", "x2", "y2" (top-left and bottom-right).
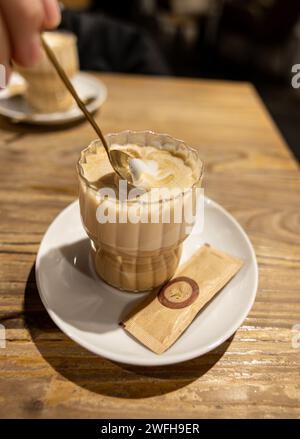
[{"x1": 0, "y1": 74, "x2": 299, "y2": 419}]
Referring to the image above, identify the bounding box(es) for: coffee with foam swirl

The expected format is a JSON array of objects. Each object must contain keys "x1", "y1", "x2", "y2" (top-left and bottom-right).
[
  {"x1": 110, "y1": 143, "x2": 197, "y2": 191},
  {"x1": 82, "y1": 142, "x2": 199, "y2": 193}
]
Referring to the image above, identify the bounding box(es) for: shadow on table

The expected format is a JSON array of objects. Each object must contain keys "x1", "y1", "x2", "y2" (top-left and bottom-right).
[{"x1": 24, "y1": 263, "x2": 234, "y2": 399}]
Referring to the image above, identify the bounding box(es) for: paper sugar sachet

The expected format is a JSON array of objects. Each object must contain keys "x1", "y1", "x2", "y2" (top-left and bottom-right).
[{"x1": 122, "y1": 244, "x2": 243, "y2": 354}]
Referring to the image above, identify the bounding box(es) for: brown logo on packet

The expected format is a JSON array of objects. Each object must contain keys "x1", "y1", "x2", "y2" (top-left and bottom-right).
[{"x1": 158, "y1": 276, "x2": 199, "y2": 309}]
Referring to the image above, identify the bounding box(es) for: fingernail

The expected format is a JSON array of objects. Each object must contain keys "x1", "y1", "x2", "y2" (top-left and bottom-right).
[
  {"x1": 30, "y1": 36, "x2": 42, "y2": 65},
  {"x1": 0, "y1": 63, "x2": 11, "y2": 88},
  {"x1": 0, "y1": 63, "x2": 6, "y2": 88},
  {"x1": 43, "y1": 0, "x2": 61, "y2": 28},
  {"x1": 23, "y1": 35, "x2": 42, "y2": 68}
]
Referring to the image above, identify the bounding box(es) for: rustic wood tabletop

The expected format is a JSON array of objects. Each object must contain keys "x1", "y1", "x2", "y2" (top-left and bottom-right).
[{"x1": 0, "y1": 74, "x2": 299, "y2": 418}]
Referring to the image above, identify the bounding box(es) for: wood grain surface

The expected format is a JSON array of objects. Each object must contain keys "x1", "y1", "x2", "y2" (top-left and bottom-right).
[{"x1": 0, "y1": 74, "x2": 299, "y2": 419}]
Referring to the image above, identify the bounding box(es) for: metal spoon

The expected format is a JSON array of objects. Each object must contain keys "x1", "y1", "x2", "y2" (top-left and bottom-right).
[{"x1": 41, "y1": 34, "x2": 133, "y2": 183}]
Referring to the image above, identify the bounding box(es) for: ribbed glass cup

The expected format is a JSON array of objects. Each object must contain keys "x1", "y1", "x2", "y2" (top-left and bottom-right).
[
  {"x1": 15, "y1": 31, "x2": 78, "y2": 113},
  {"x1": 77, "y1": 130, "x2": 203, "y2": 292}
]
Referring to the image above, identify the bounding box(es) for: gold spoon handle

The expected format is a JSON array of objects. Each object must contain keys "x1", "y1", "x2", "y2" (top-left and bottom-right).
[{"x1": 41, "y1": 34, "x2": 110, "y2": 156}]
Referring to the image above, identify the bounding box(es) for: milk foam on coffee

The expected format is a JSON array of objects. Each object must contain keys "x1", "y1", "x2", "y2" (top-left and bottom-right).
[
  {"x1": 78, "y1": 132, "x2": 203, "y2": 292},
  {"x1": 83, "y1": 142, "x2": 198, "y2": 192},
  {"x1": 128, "y1": 158, "x2": 158, "y2": 188},
  {"x1": 110, "y1": 143, "x2": 197, "y2": 191}
]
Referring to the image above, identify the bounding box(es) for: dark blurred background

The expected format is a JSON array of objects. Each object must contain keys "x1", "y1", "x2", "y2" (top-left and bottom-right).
[{"x1": 60, "y1": 0, "x2": 300, "y2": 161}]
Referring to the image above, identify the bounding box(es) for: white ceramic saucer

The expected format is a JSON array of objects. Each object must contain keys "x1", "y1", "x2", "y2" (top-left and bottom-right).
[
  {"x1": 36, "y1": 198, "x2": 258, "y2": 366},
  {"x1": 0, "y1": 72, "x2": 107, "y2": 125}
]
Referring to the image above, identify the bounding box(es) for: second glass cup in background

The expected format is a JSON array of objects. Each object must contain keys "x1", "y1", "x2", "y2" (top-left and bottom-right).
[{"x1": 15, "y1": 31, "x2": 79, "y2": 113}]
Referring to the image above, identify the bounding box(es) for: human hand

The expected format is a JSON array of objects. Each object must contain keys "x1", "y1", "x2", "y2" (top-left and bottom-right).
[{"x1": 0, "y1": 0, "x2": 61, "y2": 80}]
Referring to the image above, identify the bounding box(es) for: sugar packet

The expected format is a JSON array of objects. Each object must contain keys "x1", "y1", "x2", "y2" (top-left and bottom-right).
[{"x1": 122, "y1": 244, "x2": 243, "y2": 354}]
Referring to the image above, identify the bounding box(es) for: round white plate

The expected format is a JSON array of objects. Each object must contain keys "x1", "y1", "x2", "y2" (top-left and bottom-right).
[
  {"x1": 36, "y1": 198, "x2": 258, "y2": 366},
  {"x1": 0, "y1": 72, "x2": 107, "y2": 125}
]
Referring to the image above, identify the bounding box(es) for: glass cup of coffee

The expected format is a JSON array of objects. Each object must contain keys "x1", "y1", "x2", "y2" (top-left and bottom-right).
[
  {"x1": 15, "y1": 31, "x2": 79, "y2": 113},
  {"x1": 77, "y1": 130, "x2": 203, "y2": 292}
]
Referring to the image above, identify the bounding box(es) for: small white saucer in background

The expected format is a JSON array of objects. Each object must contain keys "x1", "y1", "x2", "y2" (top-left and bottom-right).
[
  {"x1": 36, "y1": 198, "x2": 258, "y2": 366},
  {"x1": 0, "y1": 72, "x2": 107, "y2": 125}
]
